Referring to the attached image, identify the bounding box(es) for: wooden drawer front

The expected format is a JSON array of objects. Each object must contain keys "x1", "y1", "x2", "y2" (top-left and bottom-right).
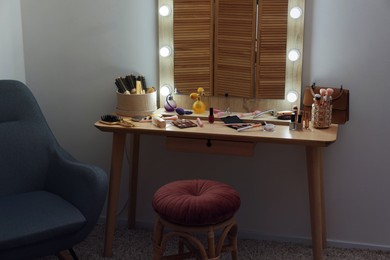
[{"x1": 166, "y1": 137, "x2": 255, "y2": 157}]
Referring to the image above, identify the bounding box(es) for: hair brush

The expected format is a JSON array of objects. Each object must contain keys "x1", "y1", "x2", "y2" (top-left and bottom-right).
[
  {"x1": 101, "y1": 114, "x2": 120, "y2": 123},
  {"x1": 100, "y1": 114, "x2": 135, "y2": 127}
]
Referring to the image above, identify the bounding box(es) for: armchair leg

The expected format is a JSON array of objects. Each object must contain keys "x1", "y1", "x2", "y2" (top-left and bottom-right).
[
  {"x1": 68, "y1": 248, "x2": 79, "y2": 260},
  {"x1": 57, "y1": 248, "x2": 79, "y2": 260}
]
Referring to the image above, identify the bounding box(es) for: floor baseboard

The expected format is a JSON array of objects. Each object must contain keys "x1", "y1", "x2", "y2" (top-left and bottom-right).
[{"x1": 98, "y1": 217, "x2": 390, "y2": 252}]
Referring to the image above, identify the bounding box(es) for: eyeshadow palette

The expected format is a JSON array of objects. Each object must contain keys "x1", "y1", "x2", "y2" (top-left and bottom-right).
[{"x1": 172, "y1": 119, "x2": 198, "y2": 129}]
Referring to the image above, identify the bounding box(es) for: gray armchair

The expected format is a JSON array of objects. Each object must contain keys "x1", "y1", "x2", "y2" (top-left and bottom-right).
[{"x1": 0, "y1": 80, "x2": 108, "y2": 259}]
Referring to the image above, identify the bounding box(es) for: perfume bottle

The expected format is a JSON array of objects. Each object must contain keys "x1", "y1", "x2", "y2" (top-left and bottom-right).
[
  {"x1": 164, "y1": 94, "x2": 177, "y2": 112},
  {"x1": 190, "y1": 87, "x2": 206, "y2": 114},
  {"x1": 192, "y1": 98, "x2": 206, "y2": 114}
]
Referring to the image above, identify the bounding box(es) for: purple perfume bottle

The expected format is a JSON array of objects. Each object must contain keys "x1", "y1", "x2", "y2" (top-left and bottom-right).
[{"x1": 164, "y1": 94, "x2": 177, "y2": 112}]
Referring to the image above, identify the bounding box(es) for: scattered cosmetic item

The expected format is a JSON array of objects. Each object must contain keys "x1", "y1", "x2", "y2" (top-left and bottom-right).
[
  {"x1": 236, "y1": 123, "x2": 263, "y2": 132},
  {"x1": 196, "y1": 117, "x2": 204, "y2": 127},
  {"x1": 214, "y1": 108, "x2": 231, "y2": 118},
  {"x1": 276, "y1": 110, "x2": 293, "y2": 120},
  {"x1": 237, "y1": 110, "x2": 261, "y2": 118},
  {"x1": 176, "y1": 107, "x2": 193, "y2": 115},
  {"x1": 220, "y1": 115, "x2": 244, "y2": 124},
  {"x1": 175, "y1": 107, "x2": 185, "y2": 115},
  {"x1": 162, "y1": 115, "x2": 178, "y2": 121},
  {"x1": 252, "y1": 109, "x2": 275, "y2": 119},
  {"x1": 208, "y1": 107, "x2": 214, "y2": 123},
  {"x1": 263, "y1": 123, "x2": 276, "y2": 132},
  {"x1": 130, "y1": 115, "x2": 152, "y2": 122},
  {"x1": 216, "y1": 111, "x2": 228, "y2": 118},
  {"x1": 289, "y1": 112, "x2": 304, "y2": 131},
  {"x1": 296, "y1": 112, "x2": 303, "y2": 130},
  {"x1": 289, "y1": 113, "x2": 296, "y2": 130},
  {"x1": 152, "y1": 116, "x2": 166, "y2": 128},
  {"x1": 304, "y1": 111, "x2": 310, "y2": 129},
  {"x1": 292, "y1": 105, "x2": 298, "y2": 114}
]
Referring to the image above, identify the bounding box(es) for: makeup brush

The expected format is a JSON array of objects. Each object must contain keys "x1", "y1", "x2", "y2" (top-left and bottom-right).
[
  {"x1": 237, "y1": 123, "x2": 263, "y2": 132},
  {"x1": 319, "y1": 88, "x2": 327, "y2": 104},
  {"x1": 326, "y1": 88, "x2": 334, "y2": 103}
]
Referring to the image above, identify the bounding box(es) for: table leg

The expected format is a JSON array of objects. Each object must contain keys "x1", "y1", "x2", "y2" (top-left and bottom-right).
[
  {"x1": 306, "y1": 146, "x2": 326, "y2": 260},
  {"x1": 128, "y1": 133, "x2": 140, "y2": 228},
  {"x1": 103, "y1": 132, "x2": 126, "y2": 257}
]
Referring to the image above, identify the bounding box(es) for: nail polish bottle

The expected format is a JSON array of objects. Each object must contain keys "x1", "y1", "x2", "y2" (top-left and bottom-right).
[
  {"x1": 208, "y1": 107, "x2": 214, "y2": 123},
  {"x1": 296, "y1": 112, "x2": 303, "y2": 131},
  {"x1": 289, "y1": 113, "x2": 296, "y2": 130}
]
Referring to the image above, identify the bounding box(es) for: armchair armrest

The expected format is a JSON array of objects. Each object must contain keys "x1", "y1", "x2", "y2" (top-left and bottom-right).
[{"x1": 45, "y1": 145, "x2": 108, "y2": 225}]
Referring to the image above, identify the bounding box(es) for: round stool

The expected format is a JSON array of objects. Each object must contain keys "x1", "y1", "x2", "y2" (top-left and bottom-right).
[{"x1": 152, "y1": 179, "x2": 241, "y2": 260}]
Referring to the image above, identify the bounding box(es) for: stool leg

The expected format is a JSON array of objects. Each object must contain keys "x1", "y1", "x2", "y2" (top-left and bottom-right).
[
  {"x1": 229, "y1": 224, "x2": 238, "y2": 260},
  {"x1": 178, "y1": 238, "x2": 184, "y2": 255},
  {"x1": 216, "y1": 222, "x2": 238, "y2": 260},
  {"x1": 153, "y1": 218, "x2": 164, "y2": 260},
  {"x1": 207, "y1": 228, "x2": 216, "y2": 259}
]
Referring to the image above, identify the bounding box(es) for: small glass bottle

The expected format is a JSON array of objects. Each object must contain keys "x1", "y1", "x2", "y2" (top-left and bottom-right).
[
  {"x1": 164, "y1": 94, "x2": 177, "y2": 112},
  {"x1": 192, "y1": 98, "x2": 206, "y2": 114},
  {"x1": 208, "y1": 107, "x2": 214, "y2": 123}
]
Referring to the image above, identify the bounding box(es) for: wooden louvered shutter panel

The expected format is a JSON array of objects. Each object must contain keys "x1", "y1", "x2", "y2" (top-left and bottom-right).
[
  {"x1": 214, "y1": 0, "x2": 257, "y2": 98},
  {"x1": 256, "y1": 0, "x2": 288, "y2": 99},
  {"x1": 173, "y1": 0, "x2": 213, "y2": 96}
]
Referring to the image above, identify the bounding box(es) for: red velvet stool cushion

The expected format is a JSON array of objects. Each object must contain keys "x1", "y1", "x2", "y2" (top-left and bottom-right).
[{"x1": 152, "y1": 179, "x2": 240, "y2": 226}]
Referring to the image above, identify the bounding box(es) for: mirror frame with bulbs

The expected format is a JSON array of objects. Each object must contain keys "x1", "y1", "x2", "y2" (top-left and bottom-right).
[{"x1": 158, "y1": 0, "x2": 305, "y2": 113}]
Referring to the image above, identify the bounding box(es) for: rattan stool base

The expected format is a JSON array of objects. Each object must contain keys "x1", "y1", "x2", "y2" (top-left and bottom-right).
[{"x1": 152, "y1": 216, "x2": 238, "y2": 260}]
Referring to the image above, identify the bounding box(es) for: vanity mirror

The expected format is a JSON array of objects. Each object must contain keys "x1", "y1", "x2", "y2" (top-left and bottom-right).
[{"x1": 158, "y1": 0, "x2": 305, "y2": 112}]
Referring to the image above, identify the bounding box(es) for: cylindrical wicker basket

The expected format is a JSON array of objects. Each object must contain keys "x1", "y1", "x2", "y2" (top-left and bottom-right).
[{"x1": 116, "y1": 91, "x2": 157, "y2": 117}]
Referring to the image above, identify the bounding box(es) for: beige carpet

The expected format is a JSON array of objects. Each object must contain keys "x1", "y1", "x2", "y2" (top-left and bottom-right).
[{"x1": 39, "y1": 224, "x2": 390, "y2": 259}]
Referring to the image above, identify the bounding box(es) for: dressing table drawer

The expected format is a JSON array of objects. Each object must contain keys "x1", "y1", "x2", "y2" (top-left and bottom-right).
[{"x1": 165, "y1": 136, "x2": 255, "y2": 157}]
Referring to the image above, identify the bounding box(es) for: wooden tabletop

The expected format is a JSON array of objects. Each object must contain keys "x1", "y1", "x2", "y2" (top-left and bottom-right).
[{"x1": 95, "y1": 119, "x2": 338, "y2": 147}]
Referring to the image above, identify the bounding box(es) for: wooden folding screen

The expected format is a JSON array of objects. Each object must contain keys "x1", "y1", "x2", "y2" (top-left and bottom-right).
[
  {"x1": 256, "y1": 0, "x2": 289, "y2": 99},
  {"x1": 213, "y1": 0, "x2": 257, "y2": 98},
  {"x1": 173, "y1": 0, "x2": 214, "y2": 96},
  {"x1": 173, "y1": 0, "x2": 288, "y2": 99}
]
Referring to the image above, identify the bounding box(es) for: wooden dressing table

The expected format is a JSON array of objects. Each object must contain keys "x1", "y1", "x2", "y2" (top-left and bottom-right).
[{"x1": 95, "y1": 117, "x2": 338, "y2": 260}]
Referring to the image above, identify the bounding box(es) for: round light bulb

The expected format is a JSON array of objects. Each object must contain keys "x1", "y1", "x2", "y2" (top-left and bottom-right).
[
  {"x1": 159, "y1": 5, "x2": 171, "y2": 17},
  {"x1": 160, "y1": 85, "x2": 171, "y2": 96},
  {"x1": 288, "y1": 49, "x2": 300, "y2": 62},
  {"x1": 286, "y1": 90, "x2": 298, "y2": 103},
  {"x1": 159, "y1": 46, "x2": 172, "y2": 57},
  {"x1": 290, "y1": 7, "x2": 302, "y2": 19}
]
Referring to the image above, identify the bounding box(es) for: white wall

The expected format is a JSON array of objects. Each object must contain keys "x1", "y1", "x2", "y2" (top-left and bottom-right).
[
  {"x1": 19, "y1": 0, "x2": 390, "y2": 250},
  {"x1": 303, "y1": 0, "x2": 390, "y2": 248},
  {"x1": 0, "y1": 0, "x2": 25, "y2": 81}
]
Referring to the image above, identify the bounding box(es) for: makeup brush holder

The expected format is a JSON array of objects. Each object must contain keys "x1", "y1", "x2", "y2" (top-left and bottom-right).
[
  {"x1": 311, "y1": 103, "x2": 332, "y2": 129},
  {"x1": 116, "y1": 91, "x2": 157, "y2": 117}
]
